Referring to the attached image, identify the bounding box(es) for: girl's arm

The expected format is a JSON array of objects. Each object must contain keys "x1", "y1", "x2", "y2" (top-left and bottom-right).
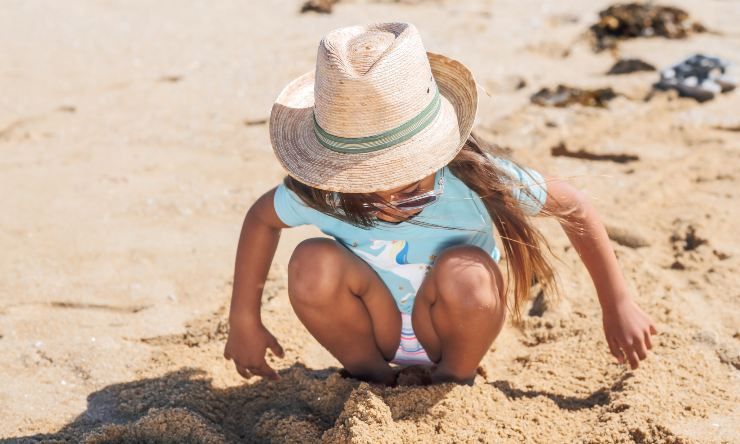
[
  {"x1": 224, "y1": 187, "x2": 291, "y2": 380},
  {"x1": 542, "y1": 177, "x2": 657, "y2": 369}
]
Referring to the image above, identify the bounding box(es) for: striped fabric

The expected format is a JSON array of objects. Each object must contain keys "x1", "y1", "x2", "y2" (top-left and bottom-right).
[
  {"x1": 312, "y1": 85, "x2": 441, "y2": 154},
  {"x1": 391, "y1": 313, "x2": 433, "y2": 365}
]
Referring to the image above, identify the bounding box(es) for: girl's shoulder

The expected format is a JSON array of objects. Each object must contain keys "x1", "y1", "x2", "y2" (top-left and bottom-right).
[
  {"x1": 461, "y1": 154, "x2": 548, "y2": 216},
  {"x1": 273, "y1": 181, "x2": 316, "y2": 228}
]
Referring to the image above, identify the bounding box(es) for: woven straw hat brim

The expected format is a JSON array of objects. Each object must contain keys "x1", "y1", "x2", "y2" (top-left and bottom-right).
[{"x1": 270, "y1": 52, "x2": 477, "y2": 193}]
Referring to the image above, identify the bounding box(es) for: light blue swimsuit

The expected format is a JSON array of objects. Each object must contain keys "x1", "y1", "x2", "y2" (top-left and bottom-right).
[{"x1": 273, "y1": 156, "x2": 547, "y2": 365}]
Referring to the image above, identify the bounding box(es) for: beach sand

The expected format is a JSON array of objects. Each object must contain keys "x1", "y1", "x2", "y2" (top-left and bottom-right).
[{"x1": 1, "y1": 0, "x2": 738, "y2": 442}]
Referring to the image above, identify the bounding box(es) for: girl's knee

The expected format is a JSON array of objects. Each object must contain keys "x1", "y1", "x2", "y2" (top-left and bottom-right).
[
  {"x1": 288, "y1": 238, "x2": 346, "y2": 305},
  {"x1": 433, "y1": 245, "x2": 502, "y2": 311}
]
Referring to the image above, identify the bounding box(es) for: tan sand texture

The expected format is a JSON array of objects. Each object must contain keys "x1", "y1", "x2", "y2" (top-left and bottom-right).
[{"x1": 1, "y1": 0, "x2": 738, "y2": 442}]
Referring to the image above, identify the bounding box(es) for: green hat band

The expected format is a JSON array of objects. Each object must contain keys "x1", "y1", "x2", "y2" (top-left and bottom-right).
[{"x1": 312, "y1": 85, "x2": 441, "y2": 154}]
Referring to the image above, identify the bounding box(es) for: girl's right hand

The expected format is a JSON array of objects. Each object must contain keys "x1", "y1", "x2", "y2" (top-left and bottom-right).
[{"x1": 223, "y1": 319, "x2": 285, "y2": 381}]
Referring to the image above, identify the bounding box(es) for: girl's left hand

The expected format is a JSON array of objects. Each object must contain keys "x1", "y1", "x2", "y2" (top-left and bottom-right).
[{"x1": 602, "y1": 298, "x2": 657, "y2": 369}]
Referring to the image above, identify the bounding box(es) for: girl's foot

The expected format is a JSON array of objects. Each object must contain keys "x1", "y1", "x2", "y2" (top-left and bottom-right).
[
  {"x1": 430, "y1": 365, "x2": 475, "y2": 386},
  {"x1": 339, "y1": 365, "x2": 397, "y2": 386},
  {"x1": 394, "y1": 365, "x2": 433, "y2": 386}
]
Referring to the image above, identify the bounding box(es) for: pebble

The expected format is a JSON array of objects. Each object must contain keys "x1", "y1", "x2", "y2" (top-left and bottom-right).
[{"x1": 605, "y1": 223, "x2": 651, "y2": 248}]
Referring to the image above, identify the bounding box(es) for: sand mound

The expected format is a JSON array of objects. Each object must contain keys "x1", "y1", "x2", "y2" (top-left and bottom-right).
[{"x1": 82, "y1": 408, "x2": 226, "y2": 444}]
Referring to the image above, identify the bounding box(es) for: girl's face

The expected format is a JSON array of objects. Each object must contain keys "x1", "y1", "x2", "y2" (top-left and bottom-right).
[{"x1": 370, "y1": 171, "x2": 437, "y2": 223}]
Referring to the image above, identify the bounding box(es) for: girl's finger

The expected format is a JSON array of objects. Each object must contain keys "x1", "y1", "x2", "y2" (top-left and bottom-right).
[
  {"x1": 247, "y1": 354, "x2": 280, "y2": 380},
  {"x1": 633, "y1": 338, "x2": 648, "y2": 361},
  {"x1": 606, "y1": 337, "x2": 623, "y2": 362},
  {"x1": 234, "y1": 362, "x2": 252, "y2": 379},
  {"x1": 623, "y1": 346, "x2": 640, "y2": 369},
  {"x1": 251, "y1": 363, "x2": 280, "y2": 381},
  {"x1": 269, "y1": 338, "x2": 285, "y2": 358},
  {"x1": 644, "y1": 330, "x2": 653, "y2": 350},
  {"x1": 649, "y1": 323, "x2": 657, "y2": 335}
]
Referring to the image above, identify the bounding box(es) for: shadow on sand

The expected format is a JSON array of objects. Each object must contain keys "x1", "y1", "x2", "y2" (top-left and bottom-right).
[
  {"x1": 490, "y1": 372, "x2": 633, "y2": 411},
  {"x1": 8, "y1": 364, "x2": 633, "y2": 442},
  {"x1": 9, "y1": 363, "x2": 454, "y2": 443}
]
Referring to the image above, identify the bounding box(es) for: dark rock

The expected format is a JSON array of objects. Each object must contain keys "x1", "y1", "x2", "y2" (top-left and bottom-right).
[
  {"x1": 590, "y1": 3, "x2": 706, "y2": 52},
  {"x1": 654, "y1": 54, "x2": 736, "y2": 102},
  {"x1": 300, "y1": 0, "x2": 338, "y2": 14},
  {"x1": 607, "y1": 58, "x2": 656, "y2": 75},
  {"x1": 550, "y1": 142, "x2": 639, "y2": 163},
  {"x1": 531, "y1": 85, "x2": 617, "y2": 108}
]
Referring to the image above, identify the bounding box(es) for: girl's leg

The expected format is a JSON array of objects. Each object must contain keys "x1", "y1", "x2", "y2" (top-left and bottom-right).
[
  {"x1": 287, "y1": 238, "x2": 401, "y2": 385},
  {"x1": 411, "y1": 245, "x2": 507, "y2": 384}
]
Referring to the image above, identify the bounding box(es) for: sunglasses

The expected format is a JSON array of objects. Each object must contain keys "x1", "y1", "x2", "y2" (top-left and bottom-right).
[{"x1": 365, "y1": 168, "x2": 445, "y2": 213}]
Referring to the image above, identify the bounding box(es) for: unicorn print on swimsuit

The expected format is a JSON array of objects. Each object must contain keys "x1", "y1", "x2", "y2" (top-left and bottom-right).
[
  {"x1": 349, "y1": 239, "x2": 430, "y2": 313},
  {"x1": 348, "y1": 239, "x2": 433, "y2": 364}
]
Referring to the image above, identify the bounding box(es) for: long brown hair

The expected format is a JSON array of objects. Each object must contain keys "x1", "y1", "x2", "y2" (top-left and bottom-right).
[{"x1": 284, "y1": 130, "x2": 559, "y2": 321}]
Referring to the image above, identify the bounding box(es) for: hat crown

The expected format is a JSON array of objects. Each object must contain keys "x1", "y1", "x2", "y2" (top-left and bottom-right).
[{"x1": 313, "y1": 22, "x2": 437, "y2": 138}]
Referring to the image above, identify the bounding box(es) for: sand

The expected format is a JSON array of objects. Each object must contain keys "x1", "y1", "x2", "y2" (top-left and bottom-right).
[{"x1": 1, "y1": 0, "x2": 738, "y2": 442}]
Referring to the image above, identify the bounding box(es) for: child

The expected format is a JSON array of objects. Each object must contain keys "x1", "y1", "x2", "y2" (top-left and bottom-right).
[{"x1": 223, "y1": 22, "x2": 656, "y2": 385}]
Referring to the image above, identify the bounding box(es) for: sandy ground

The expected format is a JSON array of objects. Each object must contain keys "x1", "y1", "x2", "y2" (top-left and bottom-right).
[{"x1": 1, "y1": 0, "x2": 739, "y2": 442}]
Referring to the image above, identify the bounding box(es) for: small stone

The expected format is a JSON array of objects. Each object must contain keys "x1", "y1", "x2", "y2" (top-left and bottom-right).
[
  {"x1": 605, "y1": 223, "x2": 651, "y2": 248},
  {"x1": 531, "y1": 85, "x2": 616, "y2": 108},
  {"x1": 607, "y1": 58, "x2": 656, "y2": 75},
  {"x1": 300, "y1": 0, "x2": 338, "y2": 14}
]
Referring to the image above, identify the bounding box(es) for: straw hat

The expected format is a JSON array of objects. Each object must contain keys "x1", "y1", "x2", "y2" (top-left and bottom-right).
[{"x1": 269, "y1": 22, "x2": 478, "y2": 193}]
